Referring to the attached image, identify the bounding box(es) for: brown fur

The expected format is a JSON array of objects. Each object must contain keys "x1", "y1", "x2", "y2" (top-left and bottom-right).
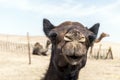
[{"x1": 42, "y1": 19, "x2": 100, "y2": 80}]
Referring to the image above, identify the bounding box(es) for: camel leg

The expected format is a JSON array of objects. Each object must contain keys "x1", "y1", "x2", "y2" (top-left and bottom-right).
[
  {"x1": 89, "y1": 45, "x2": 93, "y2": 58},
  {"x1": 96, "y1": 44, "x2": 102, "y2": 59},
  {"x1": 105, "y1": 47, "x2": 113, "y2": 59}
]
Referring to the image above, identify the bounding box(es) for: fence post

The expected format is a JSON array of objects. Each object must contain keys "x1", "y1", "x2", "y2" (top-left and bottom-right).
[{"x1": 27, "y1": 32, "x2": 31, "y2": 64}]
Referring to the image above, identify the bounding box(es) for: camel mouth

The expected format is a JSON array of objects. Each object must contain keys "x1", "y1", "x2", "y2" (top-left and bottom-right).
[
  {"x1": 65, "y1": 55, "x2": 82, "y2": 65},
  {"x1": 66, "y1": 55, "x2": 82, "y2": 62},
  {"x1": 67, "y1": 55, "x2": 81, "y2": 60}
]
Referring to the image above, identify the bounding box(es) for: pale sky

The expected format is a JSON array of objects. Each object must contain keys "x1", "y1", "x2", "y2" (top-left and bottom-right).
[{"x1": 0, "y1": 0, "x2": 120, "y2": 42}]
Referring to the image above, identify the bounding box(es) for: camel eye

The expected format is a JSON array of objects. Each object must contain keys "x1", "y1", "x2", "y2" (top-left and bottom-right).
[{"x1": 49, "y1": 31, "x2": 58, "y2": 40}]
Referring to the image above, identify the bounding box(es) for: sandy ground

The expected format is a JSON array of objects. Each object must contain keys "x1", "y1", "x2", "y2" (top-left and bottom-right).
[
  {"x1": 0, "y1": 52, "x2": 49, "y2": 80},
  {"x1": 0, "y1": 52, "x2": 120, "y2": 80},
  {"x1": 0, "y1": 34, "x2": 120, "y2": 80}
]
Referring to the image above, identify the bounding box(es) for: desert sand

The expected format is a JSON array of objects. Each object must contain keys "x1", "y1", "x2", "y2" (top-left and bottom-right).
[{"x1": 0, "y1": 34, "x2": 120, "y2": 80}]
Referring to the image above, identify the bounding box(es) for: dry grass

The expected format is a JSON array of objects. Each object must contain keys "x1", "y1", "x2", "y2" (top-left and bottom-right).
[
  {"x1": 79, "y1": 59, "x2": 120, "y2": 80},
  {"x1": 0, "y1": 52, "x2": 50, "y2": 80},
  {"x1": 0, "y1": 52, "x2": 120, "y2": 80},
  {"x1": 0, "y1": 34, "x2": 120, "y2": 80}
]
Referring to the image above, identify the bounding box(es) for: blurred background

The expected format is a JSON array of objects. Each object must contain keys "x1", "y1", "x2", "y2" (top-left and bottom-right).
[{"x1": 0, "y1": 0, "x2": 120, "y2": 43}]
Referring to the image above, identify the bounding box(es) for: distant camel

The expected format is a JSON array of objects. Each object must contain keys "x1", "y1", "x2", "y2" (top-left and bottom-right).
[
  {"x1": 89, "y1": 32, "x2": 109, "y2": 58},
  {"x1": 42, "y1": 18, "x2": 100, "y2": 80},
  {"x1": 32, "y1": 40, "x2": 51, "y2": 56}
]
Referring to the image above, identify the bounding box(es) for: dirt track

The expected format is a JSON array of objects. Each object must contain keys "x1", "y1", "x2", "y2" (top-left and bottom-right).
[{"x1": 0, "y1": 52, "x2": 120, "y2": 80}]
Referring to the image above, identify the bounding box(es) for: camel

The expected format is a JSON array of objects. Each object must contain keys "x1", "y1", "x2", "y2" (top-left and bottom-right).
[
  {"x1": 42, "y1": 18, "x2": 100, "y2": 80},
  {"x1": 32, "y1": 39, "x2": 51, "y2": 56},
  {"x1": 89, "y1": 32, "x2": 110, "y2": 58}
]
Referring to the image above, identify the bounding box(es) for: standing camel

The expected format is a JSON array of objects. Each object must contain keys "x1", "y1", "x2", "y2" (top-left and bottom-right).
[
  {"x1": 89, "y1": 32, "x2": 109, "y2": 58},
  {"x1": 42, "y1": 18, "x2": 100, "y2": 80}
]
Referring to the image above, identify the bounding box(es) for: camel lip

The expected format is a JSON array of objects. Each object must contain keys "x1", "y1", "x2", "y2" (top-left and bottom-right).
[
  {"x1": 65, "y1": 55, "x2": 82, "y2": 65},
  {"x1": 63, "y1": 54, "x2": 83, "y2": 65},
  {"x1": 66, "y1": 55, "x2": 82, "y2": 61}
]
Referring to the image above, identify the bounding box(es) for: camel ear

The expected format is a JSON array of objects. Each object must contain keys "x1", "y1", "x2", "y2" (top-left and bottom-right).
[
  {"x1": 89, "y1": 23, "x2": 100, "y2": 43},
  {"x1": 43, "y1": 18, "x2": 55, "y2": 37},
  {"x1": 89, "y1": 23, "x2": 100, "y2": 35}
]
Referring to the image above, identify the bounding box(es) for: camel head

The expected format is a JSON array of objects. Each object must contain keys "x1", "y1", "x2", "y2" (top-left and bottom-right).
[
  {"x1": 95, "y1": 32, "x2": 110, "y2": 43},
  {"x1": 101, "y1": 32, "x2": 110, "y2": 37},
  {"x1": 43, "y1": 18, "x2": 100, "y2": 68}
]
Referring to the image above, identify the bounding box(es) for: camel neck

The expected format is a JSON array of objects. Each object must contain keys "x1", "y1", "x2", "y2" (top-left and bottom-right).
[
  {"x1": 95, "y1": 35, "x2": 104, "y2": 43},
  {"x1": 43, "y1": 45, "x2": 79, "y2": 80},
  {"x1": 43, "y1": 60, "x2": 79, "y2": 80}
]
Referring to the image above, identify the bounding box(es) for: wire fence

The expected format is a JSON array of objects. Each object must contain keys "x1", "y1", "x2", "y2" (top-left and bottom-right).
[
  {"x1": 0, "y1": 40, "x2": 34, "y2": 54},
  {"x1": 0, "y1": 40, "x2": 114, "y2": 59},
  {"x1": 0, "y1": 34, "x2": 119, "y2": 60},
  {"x1": 0, "y1": 34, "x2": 48, "y2": 55}
]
